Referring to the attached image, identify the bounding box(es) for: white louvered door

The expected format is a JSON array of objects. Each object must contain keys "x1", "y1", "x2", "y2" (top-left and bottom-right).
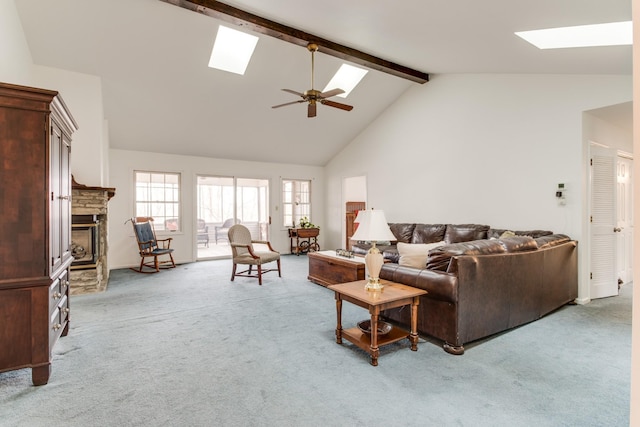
[{"x1": 590, "y1": 145, "x2": 618, "y2": 299}]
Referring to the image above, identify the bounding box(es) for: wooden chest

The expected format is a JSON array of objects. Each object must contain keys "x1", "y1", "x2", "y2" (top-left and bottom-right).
[{"x1": 307, "y1": 251, "x2": 365, "y2": 287}]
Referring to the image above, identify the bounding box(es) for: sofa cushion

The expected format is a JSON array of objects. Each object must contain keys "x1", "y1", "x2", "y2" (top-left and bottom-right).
[
  {"x1": 444, "y1": 224, "x2": 490, "y2": 243},
  {"x1": 426, "y1": 239, "x2": 506, "y2": 273},
  {"x1": 488, "y1": 228, "x2": 554, "y2": 239},
  {"x1": 499, "y1": 236, "x2": 538, "y2": 252},
  {"x1": 411, "y1": 224, "x2": 447, "y2": 244},
  {"x1": 397, "y1": 241, "x2": 446, "y2": 268},
  {"x1": 388, "y1": 223, "x2": 416, "y2": 243},
  {"x1": 383, "y1": 248, "x2": 399, "y2": 263},
  {"x1": 535, "y1": 234, "x2": 571, "y2": 249},
  {"x1": 351, "y1": 243, "x2": 395, "y2": 256}
]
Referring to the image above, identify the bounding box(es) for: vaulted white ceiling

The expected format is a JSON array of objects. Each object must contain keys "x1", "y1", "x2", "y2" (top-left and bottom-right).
[{"x1": 15, "y1": 0, "x2": 632, "y2": 166}]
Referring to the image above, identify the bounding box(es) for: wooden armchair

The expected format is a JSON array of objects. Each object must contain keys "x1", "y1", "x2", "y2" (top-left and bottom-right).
[
  {"x1": 228, "y1": 224, "x2": 280, "y2": 285},
  {"x1": 130, "y1": 217, "x2": 176, "y2": 273}
]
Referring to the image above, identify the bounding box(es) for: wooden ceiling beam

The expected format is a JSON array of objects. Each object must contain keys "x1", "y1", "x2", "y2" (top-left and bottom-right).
[{"x1": 160, "y1": 0, "x2": 429, "y2": 84}]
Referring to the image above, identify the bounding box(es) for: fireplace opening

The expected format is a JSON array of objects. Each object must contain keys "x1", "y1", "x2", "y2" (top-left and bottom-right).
[{"x1": 71, "y1": 214, "x2": 100, "y2": 270}]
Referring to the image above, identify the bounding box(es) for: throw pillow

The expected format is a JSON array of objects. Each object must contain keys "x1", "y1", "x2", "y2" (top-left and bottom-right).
[
  {"x1": 499, "y1": 230, "x2": 516, "y2": 239},
  {"x1": 398, "y1": 241, "x2": 445, "y2": 269}
]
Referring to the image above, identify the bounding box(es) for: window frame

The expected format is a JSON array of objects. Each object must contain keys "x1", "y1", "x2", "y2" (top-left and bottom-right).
[
  {"x1": 134, "y1": 170, "x2": 182, "y2": 234},
  {"x1": 282, "y1": 178, "x2": 312, "y2": 229}
]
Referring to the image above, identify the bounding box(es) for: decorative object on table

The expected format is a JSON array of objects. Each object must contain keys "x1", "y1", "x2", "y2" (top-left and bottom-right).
[
  {"x1": 357, "y1": 319, "x2": 393, "y2": 336},
  {"x1": 350, "y1": 209, "x2": 396, "y2": 292},
  {"x1": 298, "y1": 216, "x2": 318, "y2": 229},
  {"x1": 335, "y1": 249, "x2": 354, "y2": 258}
]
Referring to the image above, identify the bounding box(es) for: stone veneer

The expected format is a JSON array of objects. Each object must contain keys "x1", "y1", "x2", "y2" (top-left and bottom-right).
[{"x1": 70, "y1": 178, "x2": 115, "y2": 295}]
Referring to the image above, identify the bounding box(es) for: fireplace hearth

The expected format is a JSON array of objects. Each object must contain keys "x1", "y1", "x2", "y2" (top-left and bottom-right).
[{"x1": 70, "y1": 176, "x2": 115, "y2": 294}]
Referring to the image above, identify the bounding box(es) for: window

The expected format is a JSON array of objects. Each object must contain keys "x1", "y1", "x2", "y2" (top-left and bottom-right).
[
  {"x1": 135, "y1": 171, "x2": 181, "y2": 232},
  {"x1": 282, "y1": 179, "x2": 311, "y2": 228}
]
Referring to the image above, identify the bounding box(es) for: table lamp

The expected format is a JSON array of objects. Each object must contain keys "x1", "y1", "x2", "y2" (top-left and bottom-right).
[{"x1": 351, "y1": 209, "x2": 396, "y2": 292}]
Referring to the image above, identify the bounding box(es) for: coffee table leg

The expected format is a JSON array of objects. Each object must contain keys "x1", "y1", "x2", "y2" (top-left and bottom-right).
[
  {"x1": 335, "y1": 293, "x2": 343, "y2": 344},
  {"x1": 410, "y1": 296, "x2": 420, "y2": 351},
  {"x1": 370, "y1": 309, "x2": 379, "y2": 366}
]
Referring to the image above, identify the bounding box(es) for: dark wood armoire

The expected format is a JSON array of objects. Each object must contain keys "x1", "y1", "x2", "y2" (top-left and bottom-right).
[{"x1": 0, "y1": 82, "x2": 78, "y2": 385}]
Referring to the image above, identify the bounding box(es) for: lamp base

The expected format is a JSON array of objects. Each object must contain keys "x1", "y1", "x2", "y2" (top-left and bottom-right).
[
  {"x1": 364, "y1": 243, "x2": 385, "y2": 292},
  {"x1": 364, "y1": 278, "x2": 384, "y2": 292}
]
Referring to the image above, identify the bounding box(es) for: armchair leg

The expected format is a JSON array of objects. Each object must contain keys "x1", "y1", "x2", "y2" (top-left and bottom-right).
[
  {"x1": 277, "y1": 259, "x2": 281, "y2": 277},
  {"x1": 257, "y1": 265, "x2": 263, "y2": 286},
  {"x1": 231, "y1": 263, "x2": 237, "y2": 281},
  {"x1": 154, "y1": 256, "x2": 160, "y2": 272}
]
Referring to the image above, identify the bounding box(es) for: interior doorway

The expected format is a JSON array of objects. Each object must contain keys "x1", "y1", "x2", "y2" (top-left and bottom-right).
[
  {"x1": 342, "y1": 175, "x2": 367, "y2": 250},
  {"x1": 589, "y1": 144, "x2": 634, "y2": 299},
  {"x1": 196, "y1": 175, "x2": 270, "y2": 260}
]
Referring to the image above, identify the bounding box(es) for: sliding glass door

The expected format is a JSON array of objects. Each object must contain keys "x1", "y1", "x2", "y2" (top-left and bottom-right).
[{"x1": 196, "y1": 175, "x2": 269, "y2": 260}]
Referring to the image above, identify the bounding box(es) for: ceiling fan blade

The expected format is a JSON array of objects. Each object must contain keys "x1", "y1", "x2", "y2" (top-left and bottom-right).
[
  {"x1": 272, "y1": 100, "x2": 304, "y2": 109},
  {"x1": 321, "y1": 99, "x2": 354, "y2": 111},
  {"x1": 282, "y1": 88, "x2": 305, "y2": 97},
  {"x1": 319, "y1": 88, "x2": 345, "y2": 99},
  {"x1": 308, "y1": 103, "x2": 317, "y2": 118}
]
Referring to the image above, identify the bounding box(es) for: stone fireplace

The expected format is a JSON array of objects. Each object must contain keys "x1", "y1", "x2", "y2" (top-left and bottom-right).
[{"x1": 70, "y1": 177, "x2": 116, "y2": 295}]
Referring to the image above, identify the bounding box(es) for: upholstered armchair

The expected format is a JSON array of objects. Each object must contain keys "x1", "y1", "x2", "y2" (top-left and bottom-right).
[{"x1": 228, "y1": 224, "x2": 280, "y2": 285}]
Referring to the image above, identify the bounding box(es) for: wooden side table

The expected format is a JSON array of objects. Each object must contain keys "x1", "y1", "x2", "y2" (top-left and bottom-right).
[{"x1": 327, "y1": 280, "x2": 427, "y2": 366}]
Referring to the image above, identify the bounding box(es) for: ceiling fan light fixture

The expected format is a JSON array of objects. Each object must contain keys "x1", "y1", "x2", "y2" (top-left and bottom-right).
[
  {"x1": 272, "y1": 43, "x2": 354, "y2": 116},
  {"x1": 208, "y1": 25, "x2": 259, "y2": 75},
  {"x1": 323, "y1": 64, "x2": 368, "y2": 98}
]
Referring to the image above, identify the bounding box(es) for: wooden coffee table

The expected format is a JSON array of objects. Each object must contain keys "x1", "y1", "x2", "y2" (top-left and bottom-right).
[
  {"x1": 327, "y1": 280, "x2": 427, "y2": 366},
  {"x1": 307, "y1": 251, "x2": 365, "y2": 287}
]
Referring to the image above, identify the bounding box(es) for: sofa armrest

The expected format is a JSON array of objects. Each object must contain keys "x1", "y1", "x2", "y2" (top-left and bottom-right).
[{"x1": 380, "y1": 263, "x2": 458, "y2": 303}]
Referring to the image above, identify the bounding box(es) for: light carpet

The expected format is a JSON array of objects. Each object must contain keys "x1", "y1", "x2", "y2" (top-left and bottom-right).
[{"x1": 0, "y1": 255, "x2": 632, "y2": 426}]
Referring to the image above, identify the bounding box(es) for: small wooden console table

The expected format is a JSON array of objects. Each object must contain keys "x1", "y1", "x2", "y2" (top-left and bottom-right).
[
  {"x1": 327, "y1": 280, "x2": 427, "y2": 366},
  {"x1": 288, "y1": 227, "x2": 320, "y2": 255}
]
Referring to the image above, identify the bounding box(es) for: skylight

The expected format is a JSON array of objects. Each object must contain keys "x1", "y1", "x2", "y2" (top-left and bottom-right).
[
  {"x1": 208, "y1": 25, "x2": 259, "y2": 75},
  {"x1": 322, "y1": 64, "x2": 368, "y2": 98},
  {"x1": 515, "y1": 21, "x2": 632, "y2": 49}
]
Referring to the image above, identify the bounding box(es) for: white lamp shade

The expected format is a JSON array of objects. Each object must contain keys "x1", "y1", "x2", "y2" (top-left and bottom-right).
[{"x1": 350, "y1": 209, "x2": 396, "y2": 242}]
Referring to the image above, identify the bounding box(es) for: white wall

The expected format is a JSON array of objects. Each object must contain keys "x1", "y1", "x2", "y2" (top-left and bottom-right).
[
  {"x1": 0, "y1": 1, "x2": 109, "y2": 188},
  {"x1": 0, "y1": 0, "x2": 32, "y2": 84},
  {"x1": 31, "y1": 65, "x2": 107, "y2": 187},
  {"x1": 325, "y1": 73, "x2": 632, "y2": 302},
  {"x1": 108, "y1": 148, "x2": 324, "y2": 269},
  {"x1": 584, "y1": 111, "x2": 633, "y2": 153}
]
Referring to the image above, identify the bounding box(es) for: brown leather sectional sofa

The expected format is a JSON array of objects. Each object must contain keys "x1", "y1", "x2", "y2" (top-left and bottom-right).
[{"x1": 353, "y1": 223, "x2": 578, "y2": 355}]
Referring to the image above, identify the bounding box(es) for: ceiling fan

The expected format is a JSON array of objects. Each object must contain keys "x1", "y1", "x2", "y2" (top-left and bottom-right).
[{"x1": 272, "y1": 43, "x2": 354, "y2": 118}]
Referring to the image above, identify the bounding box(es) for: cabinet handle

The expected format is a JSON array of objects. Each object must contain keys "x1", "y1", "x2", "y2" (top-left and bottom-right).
[
  {"x1": 53, "y1": 292, "x2": 62, "y2": 299},
  {"x1": 63, "y1": 308, "x2": 70, "y2": 314},
  {"x1": 58, "y1": 195, "x2": 71, "y2": 201},
  {"x1": 65, "y1": 280, "x2": 70, "y2": 286},
  {"x1": 52, "y1": 323, "x2": 62, "y2": 331}
]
